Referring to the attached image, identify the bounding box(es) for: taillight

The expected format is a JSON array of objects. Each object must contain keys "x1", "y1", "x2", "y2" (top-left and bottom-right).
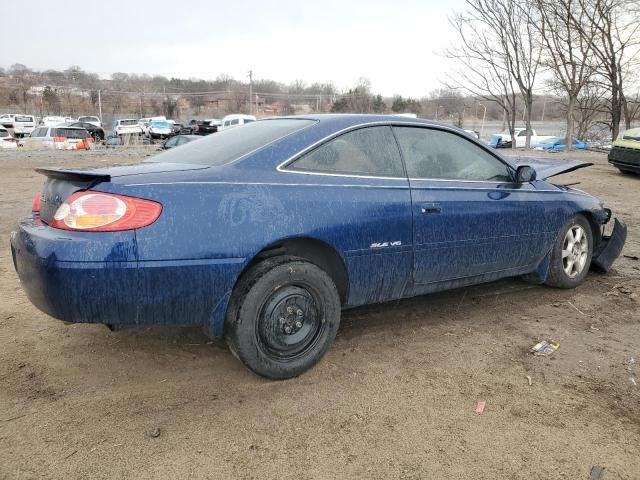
[
  {"x1": 32, "y1": 193, "x2": 41, "y2": 213},
  {"x1": 49, "y1": 192, "x2": 162, "y2": 232},
  {"x1": 53, "y1": 137, "x2": 67, "y2": 143},
  {"x1": 3, "y1": 137, "x2": 16, "y2": 142}
]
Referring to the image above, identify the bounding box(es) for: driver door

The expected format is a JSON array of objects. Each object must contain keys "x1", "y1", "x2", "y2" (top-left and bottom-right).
[{"x1": 393, "y1": 126, "x2": 552, "y2": 285}]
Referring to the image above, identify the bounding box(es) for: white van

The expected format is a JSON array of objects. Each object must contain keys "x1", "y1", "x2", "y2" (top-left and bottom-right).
[
  {"x1": 219, "y1": 114, "x2": 256, "y2": 131},
  {"x1": 0, "y1": 113, "x2": 36, "y2": 137}
]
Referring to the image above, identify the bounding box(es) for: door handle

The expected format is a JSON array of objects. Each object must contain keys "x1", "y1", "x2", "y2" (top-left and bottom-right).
[{"x1": 420, "y1": 203, "x2": 442, "y2": 214}]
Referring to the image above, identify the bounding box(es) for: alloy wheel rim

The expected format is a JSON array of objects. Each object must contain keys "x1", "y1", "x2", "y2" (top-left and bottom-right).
[{"x1": 562, "y1": 225, "x2": 588, "y2": 278}]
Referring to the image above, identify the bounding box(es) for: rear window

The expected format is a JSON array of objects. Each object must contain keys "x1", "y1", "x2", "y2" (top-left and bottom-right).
[
  {"x1": 78, "y1": 116, "x2": 98, "y2": 122},
  {"x1": 244, "y1": 119, "x2": 255, "y2": 124},
  {"x1": 119, "y1": 120, "x2": 138, "y2": 126},
  {"x1": 0, "y1": 130, "x2": 8, "y2": 138},
  {"x1": 52, "y1": 128, "x2": 89, "y2": 139},
  {"x1": 15, "y1": 116, "x2": 34, "y2": 122},
  {"x1": 149, "y1": 119, "x2": 316, "y2": 166}
]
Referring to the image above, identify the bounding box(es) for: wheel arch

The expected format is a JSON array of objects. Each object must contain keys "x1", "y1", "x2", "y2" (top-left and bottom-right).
[
  {"x1": 237, "y1": 237, "x2": 349, "y2": 304},
  {"x1": 577, "y1": 210, "x2": 604, "y2": 248}
]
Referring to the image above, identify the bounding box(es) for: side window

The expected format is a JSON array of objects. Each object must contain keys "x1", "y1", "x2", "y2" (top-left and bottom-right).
[
  {"x1": 36, "y1": 128, "x2": 47, "y2": 137},
  {"x1": 288, "y1": 126, "x2": 404, "y2": 177},
  {"x1": 394, "y1": 127, "x2": 512, "y2": 182},
  {"x1": 165, "y1": 137, "x2": 178, "y2": 147},
  {"x1": 518, "y1": 130, "x2": 529, "y2": 137},
  {"x1": 230, "y1": 119, "x2": 239, "y2": 125}
]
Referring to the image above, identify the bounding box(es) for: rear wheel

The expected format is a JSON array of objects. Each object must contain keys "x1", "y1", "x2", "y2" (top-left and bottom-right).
[
  {"x1": 545, "y1": 215, "x2": 593, "y2": 288},
  {"x1": 226, "y1": 257, "x2": 341, "y2": 379}
]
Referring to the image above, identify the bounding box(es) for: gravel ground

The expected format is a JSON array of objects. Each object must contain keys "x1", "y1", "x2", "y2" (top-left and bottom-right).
[{"x1": 0, "y1": 146, "x2": 638, "y2": 479}]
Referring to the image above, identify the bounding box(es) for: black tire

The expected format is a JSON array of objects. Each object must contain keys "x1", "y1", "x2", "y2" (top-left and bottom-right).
[
  {"x1": 545, "y1": 214, "x2": 593, "y2": 288},
  {"x1": 225, "y1": 256, "x2": 341, "y2": 379},
  {"x1": 618, "y1": 168, "x2": 637, "y2": 175}
]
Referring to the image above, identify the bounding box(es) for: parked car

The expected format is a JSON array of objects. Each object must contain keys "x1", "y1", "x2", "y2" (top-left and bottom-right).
[
  {"x1": 77, "y1": 116, "x2": 102, "y2": 128},
  {"x1": 160, "y1": 134, "x2": 200, "y2": 149},
  {"x1": 39, "y1": 116, "x2": 68, "y2": 127},
  {"x1": 531, "y1": 136, "x2": 589, "y2": 151},
  {"x1": 464, "y1": 129, "x2": 480, "y2": 140},
  {"x1": 0, "y1": 114, "x2": 36, "y2": 137},
  {"x1": 0, "y1": 126, "x2": 18, "y2": 149},
  {"x1": 201, "y1": 118, "x2": 221, "y2": 134},
  {"x1": 139, "y1": 116, "x2": 167, "y2": 135},
  {"x1": 67, "y1": 122, "x2": 105, "y2": 141},
  {"x1": 20, "y1": 125, "x2": 91, "y2": 149},
  {"x1": 0, "y1": 114, "x2": 19, "y2": 130},
  {"x1": 10, "y1": 115, "x2": 626, "y2": 379},
  {"x1": 489, "y1": 128, "x2": 553, "y2": 149},
  {"x1": 147, "y1": 120, "x2": 173, "y2": 140},
  {"x1": 219, "y1": 114, "x2": 256, "y2": 131},
  {"x1": 608, "y1": 127, "x2": 640, "y2": 174},
  {"x1": 113, "y1": 119, "x2": 143, "y2": 137},
  {"x1": 187, "y1": 119, "x2": 220, "y2": 135}
]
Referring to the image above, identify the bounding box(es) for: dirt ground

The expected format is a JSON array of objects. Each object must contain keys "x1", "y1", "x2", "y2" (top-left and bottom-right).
[{"x1": 0, "y1": 146, "x2": 638, "y2": 480}]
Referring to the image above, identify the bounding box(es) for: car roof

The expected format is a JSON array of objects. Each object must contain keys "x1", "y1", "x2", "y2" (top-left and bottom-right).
[{"x1": 265, "y1": 113, "x2": 457, "y2": 130}]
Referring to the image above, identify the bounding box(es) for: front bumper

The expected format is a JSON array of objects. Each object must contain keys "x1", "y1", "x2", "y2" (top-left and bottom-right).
[
  {"x1": 592, "y1": 218, "x2": 627, "y2": 272},
  {"x1": 608, "y1": 146, "x2": 640, "y2": 173}
]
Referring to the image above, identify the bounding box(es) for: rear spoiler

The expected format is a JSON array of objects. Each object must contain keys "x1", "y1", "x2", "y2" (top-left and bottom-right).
[{"x1": 35, "y1": 167, "x2": 111, "y2": 182}]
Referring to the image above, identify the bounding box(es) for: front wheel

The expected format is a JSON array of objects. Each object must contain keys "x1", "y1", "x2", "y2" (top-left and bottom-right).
[
  {"x1": 226, "y1": 257, "x2": 341, "y2": 379},
  {"x1": 545, "y1": 215, "x2": 593, "y2": 288}
]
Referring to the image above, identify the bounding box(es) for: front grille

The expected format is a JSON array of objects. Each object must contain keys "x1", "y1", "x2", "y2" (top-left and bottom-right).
[{"x1": 608, "y1": 146, "x2": 640, "y2": 166}]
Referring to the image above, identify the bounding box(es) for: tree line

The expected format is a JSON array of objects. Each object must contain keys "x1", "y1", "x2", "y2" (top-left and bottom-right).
[{"x1": 446, "y1": 0, "x2": 640, "y2": 148}]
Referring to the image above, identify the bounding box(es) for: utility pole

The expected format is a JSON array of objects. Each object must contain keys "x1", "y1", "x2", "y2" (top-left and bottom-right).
[
  {"x1": 98, "y1": 89, "x2": 102, "y2": 122},
  {"x1": 248, "y1": 70, "x2": 253, "y2": 115}
]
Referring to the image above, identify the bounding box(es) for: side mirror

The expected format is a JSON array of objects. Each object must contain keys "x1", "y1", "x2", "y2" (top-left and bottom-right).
[{"x1": 516, "y1": 165, "x2": 537, "y2": 183}]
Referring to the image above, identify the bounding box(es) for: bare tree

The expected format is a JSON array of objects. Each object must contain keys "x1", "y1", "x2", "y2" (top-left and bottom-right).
[
  {"x1": 574, "y1": 0, "x2": 640, "y2": 139},
  {"x1": 445, "y1": 8, "x2": 519, "y2": 144},
  {"x1": 447, "y1": 0, "x2": 544, "y2": 147},
  {"x1": 536, "y1": 0, "x2": 598, "y2": 149}
]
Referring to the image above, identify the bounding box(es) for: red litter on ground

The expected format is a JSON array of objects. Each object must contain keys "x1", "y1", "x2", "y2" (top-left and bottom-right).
[{"x1": 475, "y1": 400, "x2": 486, "y2": 414}]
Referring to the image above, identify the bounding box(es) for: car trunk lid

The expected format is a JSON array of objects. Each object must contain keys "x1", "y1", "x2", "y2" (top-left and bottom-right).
[{"x1": 35, "y1": 162, "x2": 207, "y2": 223}]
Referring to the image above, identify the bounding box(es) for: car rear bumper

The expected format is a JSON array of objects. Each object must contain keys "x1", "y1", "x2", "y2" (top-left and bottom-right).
[
  {"x1": 608, "y1": 146, "x2": 640, "y2": 172},
  {"x1": 10, "y1": 218, "x2": 245, "y2": 335},
  {"x1": 592, "y1": 218, "x2": 627, "y2": 272}
]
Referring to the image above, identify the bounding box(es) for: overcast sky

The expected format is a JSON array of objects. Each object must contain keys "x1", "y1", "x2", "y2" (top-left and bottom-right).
[{"x1": 3, "y1": 0, "x2": 465, "y2": 97}]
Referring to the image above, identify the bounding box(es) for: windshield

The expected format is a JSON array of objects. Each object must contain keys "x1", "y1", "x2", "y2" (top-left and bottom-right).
[
  {"x1": 79, "y1": 116, "x2": 98, "y2": 122},
  {"x1": 52, "y1": 128, "x2": 89, "y2": 139},
  {"x1": 119, "y1": 120, "x2": 138, "y2": 126},
  {"x1": 151, "y1": 121, "x2": 170, "y2": 128},
  {"x1": 149, "y1": 119, "x2": 316, "y2": 166},
  {"x1": 540, "y1": 137, "x2": 561, "y2": 144}
]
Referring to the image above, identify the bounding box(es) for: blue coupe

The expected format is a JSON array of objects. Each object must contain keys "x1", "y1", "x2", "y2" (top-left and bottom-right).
[
  {"x1": 10, "y1": 115, "x2": 627, "y2": 378},
  {"x1": 531, "y1": 136, "x2": 589, "y2": 151}
]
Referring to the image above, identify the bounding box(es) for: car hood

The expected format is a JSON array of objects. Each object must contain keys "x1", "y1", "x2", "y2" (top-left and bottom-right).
[
  {"x1": 510, "y1": 156, "x2": 592, "y2": 179},
  {"x1": 36, "y1": 162, "x2": 208, "y2": 181}
]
